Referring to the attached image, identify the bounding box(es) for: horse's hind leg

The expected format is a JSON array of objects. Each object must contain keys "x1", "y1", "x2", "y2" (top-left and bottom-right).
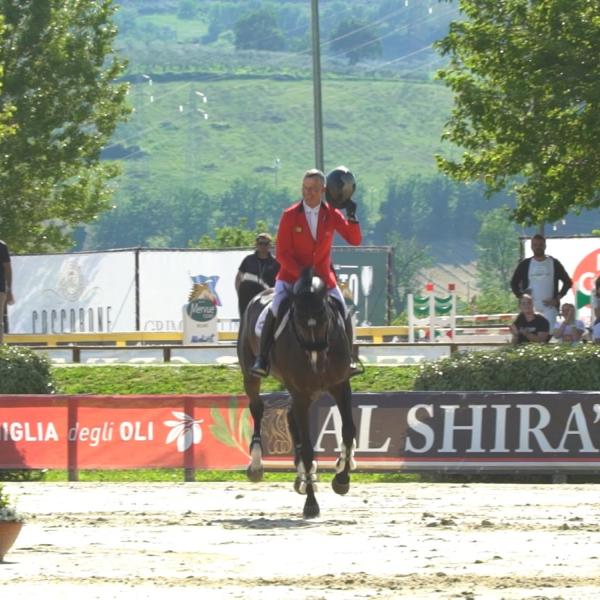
[
  {"x1": 330, "y1": 380, "x2": 357, "y2": 495},
  {"x1": 244, "y1": 374, "x2": 264, "y2": 482},
  {"x1": 291, "y1": 393, "x2": 320, "y2": 518}
]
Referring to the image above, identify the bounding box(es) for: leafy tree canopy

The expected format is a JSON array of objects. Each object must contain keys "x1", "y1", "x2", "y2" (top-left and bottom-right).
[
  {"x1": 329, "y1": 17, "x2": 382, "y2": 65},
  {"x1": 386, "y1": 233, "x2": 432, "y2": 316},
  {"x1": 193, "y1": 219, "x2": 271, "y2": 249},
  {"x1": 233, "y1": 9, "x2": 285, "y2": 52},
  {"x1": 0, "y1": 0, "x2": 130, "y2": 252},
  {"x1": 475, "y1": 207, "x2": 519, "y2": 294},
  {"x1": 436, "y1": 0, "x2": 600, "y2": 226}
]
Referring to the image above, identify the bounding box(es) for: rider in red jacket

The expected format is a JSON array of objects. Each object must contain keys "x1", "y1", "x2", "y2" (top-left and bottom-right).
[{"x1": 251, "y1": 168, "x2": 361, "y2": 377}]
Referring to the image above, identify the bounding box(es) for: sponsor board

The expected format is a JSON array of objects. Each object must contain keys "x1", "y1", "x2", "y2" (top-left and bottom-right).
[{"x1": 2, "y1": 392, "x2": 600, "y2": 472}]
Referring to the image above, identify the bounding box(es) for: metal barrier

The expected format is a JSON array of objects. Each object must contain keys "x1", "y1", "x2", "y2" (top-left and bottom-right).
[
  {"x1": 15, "y1": 341, "x2": 508, "y2": 366},
  {"x1": 4, "y1": 322, "x2": 512, "y2": 347}
]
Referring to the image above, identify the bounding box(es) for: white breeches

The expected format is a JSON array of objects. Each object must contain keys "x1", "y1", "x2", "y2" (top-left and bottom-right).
[{"x1": 270, "y1": 280, "x2": 347, "y2": 319}]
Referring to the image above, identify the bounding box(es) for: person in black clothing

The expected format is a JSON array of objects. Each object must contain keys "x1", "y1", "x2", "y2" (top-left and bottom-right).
[
  {"x1": 0, "y1": 239, "x2": 13, "y2": 344},
  {"x1": 510, "y1": 294, "x2": 550, "y2": 344},
  {"x1": 235, "y1": 232, "x2": 280, "y2": 292}
]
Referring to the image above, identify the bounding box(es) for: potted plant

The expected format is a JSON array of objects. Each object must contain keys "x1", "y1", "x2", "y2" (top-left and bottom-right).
[{"x1": 0, "y1": 482, "x2": 24, "y2": 562}]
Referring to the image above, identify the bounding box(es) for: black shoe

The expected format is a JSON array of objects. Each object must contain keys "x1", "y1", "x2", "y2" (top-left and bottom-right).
[{"x1": 251, "y1": 356, "x2": 269, "y2": 378}]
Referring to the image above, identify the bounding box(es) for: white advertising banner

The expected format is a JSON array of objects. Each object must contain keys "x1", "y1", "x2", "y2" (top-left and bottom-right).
[
  {"x1": 138, "y1": 249, "x2": 246, "y2": 332},
  {"x1": 523, "y1": 235, "x2": 600, "y2": 323},
  {"x1": 8, "y1": 246, "x2": 392, "y2": 334},
  {"x1": 9, "y1": 251, "x2": 137, "y2": 333}
]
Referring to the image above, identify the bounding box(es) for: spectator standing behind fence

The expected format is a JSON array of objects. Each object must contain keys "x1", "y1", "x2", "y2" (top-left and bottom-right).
[
  {"x1": 510, "y1": 233, "x2": 572, "y2": 326},
  {"x1": 235, "y1": 233, "x2": 280, "y2": 292},
  {"x1": 553, "y1": 302, "x2": 585, "y2": 343},
  {"x1": 510, "y1": 294, "x2": 550, "y2": 344},
  {"x1": 0, "y1": 240, "x2": 14, "y2": 344},
  {"x1": 591, "y1": 276, "x2": 600, "y2": 325}
]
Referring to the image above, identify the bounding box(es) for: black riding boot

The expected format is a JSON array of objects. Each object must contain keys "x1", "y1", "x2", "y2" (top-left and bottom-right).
[
  {"x1": 251, "y1": 310, "x2": 276, "y2": 377},
  {"x1": 344, "y1": 313, "x2": 363, "y2": 377}
]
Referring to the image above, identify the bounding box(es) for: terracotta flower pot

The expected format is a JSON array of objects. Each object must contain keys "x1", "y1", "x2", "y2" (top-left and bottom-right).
[{"x1": 0, "y1": 521, "x2": 23, "y2": 561}]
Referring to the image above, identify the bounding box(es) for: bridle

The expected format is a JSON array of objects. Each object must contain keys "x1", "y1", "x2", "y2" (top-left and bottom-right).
[{"x1": 290, "y1": 294, "x2": 330, "y2": 353}]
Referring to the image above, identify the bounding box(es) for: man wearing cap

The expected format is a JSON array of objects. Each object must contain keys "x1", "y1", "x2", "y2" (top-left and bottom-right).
[
  {"x1": 235, "y1": 233, "x2": 280, "y2": 294},
  {"x1": 251, "y1": 168, "x2": 361, "y2": 377}
]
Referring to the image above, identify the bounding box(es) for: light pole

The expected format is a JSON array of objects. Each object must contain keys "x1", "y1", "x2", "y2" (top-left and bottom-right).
[
  {"x1": 310, "y1": 0, "x2": 324, "y2": 172},
  {"x1": 185, "y1": 89, "x2": 208, "y2": 175}
]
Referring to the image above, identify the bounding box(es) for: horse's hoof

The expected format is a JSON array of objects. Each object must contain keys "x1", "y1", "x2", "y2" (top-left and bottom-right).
[
  {"x1": 303, "y1": 503, "x2": 320, "y2": 519},
  {"x1": 246, "y1": 465, "x2": 264, "y2": 483},
  {"x1": 293, "y1": 477, "x2": 305, "y2": 495},
  {"x1": 331, "y1": 476, "x2": 350, "y2": 495}
]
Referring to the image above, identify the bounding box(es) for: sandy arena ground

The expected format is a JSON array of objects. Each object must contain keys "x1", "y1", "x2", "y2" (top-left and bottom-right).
[{"x1": 1, "y1": 480, "x2": 599, "y2": 599}]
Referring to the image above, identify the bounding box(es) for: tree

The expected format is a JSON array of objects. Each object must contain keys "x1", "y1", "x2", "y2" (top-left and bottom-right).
[
  {"x1": 475, "y1": 207, "x2": 520, "y2": 294},
  {"x1": 329, "y1": 18, "x2": 382, "y2": 65},
  {"x1": 0, "y1": 17, "x2": 14, "y2": 143},
  {"x1": 436, "y1": 1, "x2": 600, "y2": 226},
  {"x1": 0, "y1": 1, "x2": 130, "y2": 252},
  {"x1": 233, "y1": 9, "x2": 285, "y2": 52},
  {"x1": 193, "y1": 219, "x2": 271, "y2": 249},
  {"x1": 387, "y1": 233, "x2": 432, "y2": 315}
]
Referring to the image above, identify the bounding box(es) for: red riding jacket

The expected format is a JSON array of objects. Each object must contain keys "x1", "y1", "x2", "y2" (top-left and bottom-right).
[{"x1": 275, "y1": 201, "x2": 361, "y2": 288}]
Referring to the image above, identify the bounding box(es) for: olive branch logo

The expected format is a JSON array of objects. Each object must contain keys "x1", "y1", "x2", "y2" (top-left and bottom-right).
[
  {"x1": 209, "y1": 397, "x2": 252, "y2": 457},
  {"x1": 164, "y1": 411, "x2": 204, "y2": 452}
]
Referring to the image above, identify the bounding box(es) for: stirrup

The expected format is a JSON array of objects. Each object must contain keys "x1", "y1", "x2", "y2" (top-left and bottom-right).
[{"x1": 348, "y1": 358, "x2": 364, "y2": 378}]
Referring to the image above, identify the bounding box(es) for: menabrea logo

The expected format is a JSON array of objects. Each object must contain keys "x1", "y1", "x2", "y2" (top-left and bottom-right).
[
  {"x1": 186, "y1": 298, "x2": 217, "y2": 322},
  {"x1": 572, "y1": 248, "x2": 600, "y2": 309},
  {"x1": 164, "y1": 412, "x2": 204, "y2": 452}
]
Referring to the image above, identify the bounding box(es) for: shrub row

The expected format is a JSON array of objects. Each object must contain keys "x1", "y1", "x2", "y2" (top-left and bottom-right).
[
  {"x1": 414, "y1": 343, "x2": 600, "y2": 391},
  {"x1": 0, "y1": 346, "x2": 54, "y2": 394}
]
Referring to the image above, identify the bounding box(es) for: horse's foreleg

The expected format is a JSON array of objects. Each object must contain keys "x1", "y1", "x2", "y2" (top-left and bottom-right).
[
  {"x1": 245, "y1": 374, "x2": 264, "y2": 482},
  {"x1": 331, "y1": 380, "x2": 357, "y2": 495},
  {"x1": 291, "y1": 394, "x2": 320, "y2": 518},
  {"x1": 286, "y1": 409, "x2": 302, "y2": 468}
]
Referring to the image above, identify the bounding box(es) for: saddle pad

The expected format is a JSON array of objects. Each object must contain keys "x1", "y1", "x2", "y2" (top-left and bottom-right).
[{"x1": 254, "y1": 304, "x2": 290, "y2": 340}]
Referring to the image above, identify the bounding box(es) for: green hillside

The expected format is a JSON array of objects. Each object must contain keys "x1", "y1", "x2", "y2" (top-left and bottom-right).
[{"x1": 110, "y1": 74, "x2": 454, "y2": 210}]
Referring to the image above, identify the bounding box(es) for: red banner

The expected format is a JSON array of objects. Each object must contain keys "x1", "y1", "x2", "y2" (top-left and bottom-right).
[{"x1": 0, "y1": 395, "x2": 256, "y2": 470}]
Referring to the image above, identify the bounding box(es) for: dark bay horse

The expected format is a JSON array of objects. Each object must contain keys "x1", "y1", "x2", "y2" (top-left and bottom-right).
[{"x1": 237, "y1": 267, "x2": 357, "y2": 518}]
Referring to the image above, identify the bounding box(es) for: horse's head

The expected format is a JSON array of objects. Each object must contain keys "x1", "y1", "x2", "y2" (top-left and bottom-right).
[{"x1": 291, "y1": 268, "x2": 330, "y2": 352}]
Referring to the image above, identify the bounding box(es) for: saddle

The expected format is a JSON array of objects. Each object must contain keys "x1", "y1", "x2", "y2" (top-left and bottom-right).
[
  {"x1": 254, "y1": 292, "x2": 346, "y2": 340},
  {"x1": 254, "y1": 293, "x2": 292, "y2": 340}
]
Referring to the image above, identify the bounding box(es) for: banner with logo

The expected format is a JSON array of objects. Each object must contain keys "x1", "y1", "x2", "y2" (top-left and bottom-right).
[
  {"x1": 2, "y1": 392, "x2": 600, "y2": 472},
  {"x1": 138, "y1": 249, "x2": 246, "y2": 331},
  {"x1": 9, "y1": 247, "x2": 393, "y2": 333},
  {"x1": 9, "y1": 251, "x2": 137, "y2": 333},
  {"x1": 332, "y1": 246, "x2": 390, "y2": 326}
]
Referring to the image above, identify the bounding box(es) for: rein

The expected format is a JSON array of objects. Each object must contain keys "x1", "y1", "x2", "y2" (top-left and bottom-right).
[{"x1": 290, "y1": 303, "x2": 330, "y2": 353}]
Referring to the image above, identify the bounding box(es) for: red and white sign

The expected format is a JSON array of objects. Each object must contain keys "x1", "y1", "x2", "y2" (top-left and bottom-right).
[{"x1": 0, "y1": 395, "x2": 253, "y2": 470}]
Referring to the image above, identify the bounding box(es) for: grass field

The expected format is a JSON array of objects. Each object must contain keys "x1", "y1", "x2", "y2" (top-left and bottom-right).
[{"x1": 111, "y1": 75, "x2": 455, "y2": 214}]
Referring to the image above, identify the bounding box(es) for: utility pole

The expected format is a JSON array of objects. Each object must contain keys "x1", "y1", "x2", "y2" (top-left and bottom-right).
[{"x1": 310, "y1": 0, "x2": 324, "y2": 172}]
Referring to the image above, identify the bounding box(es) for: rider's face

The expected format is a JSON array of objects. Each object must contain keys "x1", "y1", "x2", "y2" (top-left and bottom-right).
[{"x1": 302, "y1": 176, "x2": 324, "y2": 208}]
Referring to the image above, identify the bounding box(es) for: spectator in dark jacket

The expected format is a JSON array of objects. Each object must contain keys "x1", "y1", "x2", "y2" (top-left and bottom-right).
[{"x1": 510, "y1": 234, "x2": 572, "y2": 326}]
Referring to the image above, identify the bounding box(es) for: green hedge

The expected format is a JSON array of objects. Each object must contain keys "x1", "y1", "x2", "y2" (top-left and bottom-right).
[
  {"x1": 414, "y1": 343, "x2": 600, "y2": 391},
  {"x1": 0, "y1": 346, "x2": 54, "y2": 394}
]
